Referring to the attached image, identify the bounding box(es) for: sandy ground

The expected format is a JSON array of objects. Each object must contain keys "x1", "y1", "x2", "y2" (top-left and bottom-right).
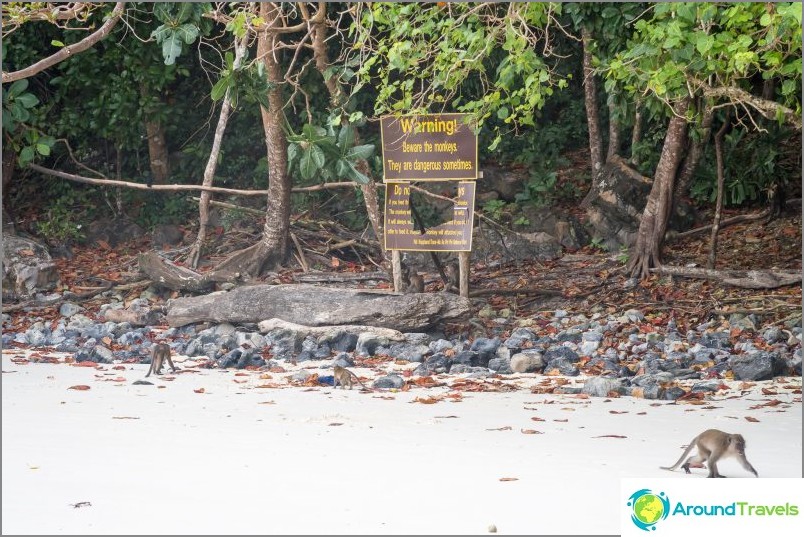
[{"x1": 2, "y1": 350, "x2": 801, "y2": 535}]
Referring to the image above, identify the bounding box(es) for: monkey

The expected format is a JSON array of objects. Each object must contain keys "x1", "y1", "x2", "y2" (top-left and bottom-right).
[
  {"x1": 660, "y1": 429, "x2": 758, "y2": 478},
  {"x1": 333, "y1": 365, "x2": 369, "y2": 390},
  {"x1": 405, "y1": 272, "x2": 425, "y2": 293},
  {"x1": 399, "y1": 261, "x2": 412, "y2": 290},
  {"x1": 146, "y1": 343, "x2": 177, "y2": 377},
  {"x1": 444, "y1": 262, "x2": 459, "y2": 293}
]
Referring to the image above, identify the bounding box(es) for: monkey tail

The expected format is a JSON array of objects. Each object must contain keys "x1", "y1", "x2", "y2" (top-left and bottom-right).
[
  {"x1": 660, "y1": 437, "x2": 697, "y2": 471},
  {"x1": 348, "y1": 370, "x2": 369, "y2": 391}
]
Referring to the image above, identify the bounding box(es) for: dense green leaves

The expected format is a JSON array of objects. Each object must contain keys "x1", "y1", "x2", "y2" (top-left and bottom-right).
[{"x1": 287, "y1": 124, "x2": 374, "y2": 184}]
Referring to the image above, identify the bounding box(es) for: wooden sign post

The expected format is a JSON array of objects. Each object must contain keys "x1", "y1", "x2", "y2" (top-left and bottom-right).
[{"x1": 380, "y1": 114, "x2": 478, "y2": 298}]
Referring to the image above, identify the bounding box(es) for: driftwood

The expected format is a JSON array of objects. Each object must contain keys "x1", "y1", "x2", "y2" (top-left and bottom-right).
[
  {"x1": 652, "y1": 265, "x2": 801, "y2": 289},
  {"x1": 294, "y1": 271, "x2": 390, "y2": 284},
  {"x1": 257, "y1": 319, "x2": 406, "y2": 341},
  {"x1": 137, "y1": 251, "x2": 241, "y2": 291},
  {"x1": 166, "y1": 284, "x2": 471, "y2": 330},
  {"x1": 666, "y1": 208, "x2": 770, "y2": 242}
]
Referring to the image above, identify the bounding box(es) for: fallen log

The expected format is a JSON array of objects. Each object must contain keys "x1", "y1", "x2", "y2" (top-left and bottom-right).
[
  {"x1": 651, "y1": 266, "x2": 801, "y2": 289},
  {"x1": 166, "y1": 284, "x2": 471, "y2": 331}
]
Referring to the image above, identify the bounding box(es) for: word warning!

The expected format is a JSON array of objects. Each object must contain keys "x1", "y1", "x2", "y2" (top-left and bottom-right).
[
  {"x1": 384, "y1": 182, "x2": 475, "y2": 252},
  {"x1": 380, "y1": 113, "x2": 478, "y2": 182}
]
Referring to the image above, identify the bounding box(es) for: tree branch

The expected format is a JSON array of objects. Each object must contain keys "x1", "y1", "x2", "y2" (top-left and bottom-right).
[{"x1": 2, "y1": 2, "x2": 126, "y2": 83}]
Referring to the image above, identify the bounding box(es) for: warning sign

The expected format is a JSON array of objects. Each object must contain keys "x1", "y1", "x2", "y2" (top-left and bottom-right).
[
  {"x1": 380, "y1": 113, "x2": 478, "y2": 182},
  {"x1": 384, "y1": 181, "x2": 475, "y2": 252}
]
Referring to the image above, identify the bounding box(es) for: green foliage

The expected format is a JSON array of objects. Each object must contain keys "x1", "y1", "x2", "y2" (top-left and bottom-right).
[
  {"x1": 31, "y1": 183, "x2": 92, "y2": 244},
  {"x1": 354, "y1": 3, "x2": 570, "y2": 150},
  {"x1": 617, "y1": 245, "x2": 630, "y2": 264},
  {"x1": 690, "y1": 126, "x2": 800, "y2": 206},
  {"x1": 2, "y1": 79, "x2": 55, "y2": 166},
  {"x1": 151, "y1": 2, "x2": 211, "y2": 65},
  {"x1": 210, "y1": 51, "x2": 272, "y2": 110},
  {"x1": 482, "y1": 199, "x2": 507, "y2": 221},
  {"x1": 286, "y1": 123, "x2": 374, "y2": 184}
]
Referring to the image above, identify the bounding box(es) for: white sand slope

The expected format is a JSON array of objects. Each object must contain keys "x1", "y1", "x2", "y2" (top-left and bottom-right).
[{"x1": 2, "y1": 351, "x2": 801, "y2": 535}]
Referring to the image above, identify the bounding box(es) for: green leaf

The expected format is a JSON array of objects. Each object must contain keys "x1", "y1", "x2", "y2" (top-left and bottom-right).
[
  {"x1": 7, "y1": 79, "x2": 28, "y2": 98},
  {"x1": 51, "y1": 40, "x2": 65, "y2": 47},
  {"x1": 496, "y1": 107, "x2": 509, "y2": 120},
  {"x1": 19, "y1": 146, "x2": 35, "y2": 164},
  {"x1": 210, "y1": 77, "x2": 229, "y2": 101},
  {"x1": 176, "y1": 23, "x2": 199, "y2": 45},
  {"x1": 335, "y1": 158, "x2": 350, "y2": 178},
  {"x1": 337, "y1": 124, "x2": 356, "y2": 148},
  {"x1": 695, "y1": 34, "x2": 715, "y2": 55},
  {"x1": 36, "y1": 143, "x2": 50, "y2": 156},
  {"x1": 299, "y1": 145, "x2": 326, "y2": 180},
  {"x1": 15, "y1": 93, "x2": 39, "y2": 108},
  {"x1": 345, "y1": 159, "x2": 369, "y2": 184},
  {"x1": 159, "y1": 29, "x2": 183, "y2": 65},
  {"x1": 346, "y1": 144, "x2": 375, "y2": 161}
]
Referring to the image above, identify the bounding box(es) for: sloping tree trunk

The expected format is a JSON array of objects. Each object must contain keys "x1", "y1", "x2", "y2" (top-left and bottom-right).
[
  {"x1": 580, "y1": 26, "x2": 604, "y2": 208},
  {"x1": 627, "y1": 99, "x2": 690, "y2": 278},
  {"x1": 187, "y1": 34, "x2": 248, "y2": 268},
  {"x1": 215, "y1": 3, "x2": 290, "y2": 276}
]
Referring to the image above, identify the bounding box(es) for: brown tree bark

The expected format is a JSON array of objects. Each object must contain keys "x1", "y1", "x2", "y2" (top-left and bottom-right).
[
  {"x1": 580, "y1": 26, "x2": 604, "y2": 209},
  {"x1": 707, "y1": 113, "x2": 730, "y2": 269},
  {"x1": 674, "y1": 105, "x2": 713, "y2": 200},
  {"x1": 627, "y1": 99, "x2": 690, "y2": 278},
  {"x1": 187, "y1": 34, "x2": 247, "y2": 269},
  {"x1": 143, "y1": 122, "x2": 170, "y2": 184},
  {"x1": 629, "y1": 100, "x2": 643, "y2": 167},
  {"x1": 308, "y1": 3, "x2": 386, "y2": 257},
  {"x1": 607, "y1": 99, "x2": 621, "y2": 159},
  {"x1": 216, "y1": 2, "x2": 291, "y2": 276}
]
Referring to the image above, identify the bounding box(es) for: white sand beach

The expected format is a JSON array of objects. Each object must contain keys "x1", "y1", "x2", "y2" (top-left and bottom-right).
[{"x1": 2, "y1": 351, "x2": 801, "y2": 535}]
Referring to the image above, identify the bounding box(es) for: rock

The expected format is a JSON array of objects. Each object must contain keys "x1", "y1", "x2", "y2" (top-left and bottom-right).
[
  {"x1": 59, "y1": 302, "x2": 83, "y2": 318},
  {"x1": 218, "y1": 349, "x2": 241, "y2": 368},
  {"x1": 503, "y1": 327, "x2": 537, "y2": 350},
  {"x1": 2, "y1": 235, "x2": 59, "y2": 300},
  {"x1": 487, "y1": 357, "x2": 512, "y2": 374},
  {"x1": 452, "y1": 351, "x2": 481, "y2": 367},
  {"x1": 85, "y1": 217, "x2": 145, "y2": 247},
  {"x1": 762, "y1": 327, "x2": 783, "y2": 344},
  {"x1": 581, "y1": 377, "x2": 623, "y2": 397},
  {"x1": 449, "y1": 364, "x2": 490, "y2": 375},
  {"x1": 168, "y1": 284, "x2": 471, "y2": 330},
  {"x1": 472, "y1": 228, "x2": 561, "y2": 264},
  {"x1": 470, "y1": 337, "x2": 500, "y2": 364},
  {"x1": 544, "y1": 357, "x2": 579, "y2": 376},
  {"x1": 152, "y1": 224, "x2": 185, "y2": 248},
  {"x1": 291, "y1": 371, "x2": 311, "y2": 382},
  {"x1": 429, "y1": 339, "x2": 454, "y2": 354},
  {"x1": 373, "y1": 374, "x2": 405, "y2": 390},
  {"x1": 404, "y1": 333, "x2": 431, "y2": 346},
  {"x1": 356, "y1": 333, "x2": 392, "y2": 357},
  {"x1": 388, "y1": 343, "x2": 430, "y2": 363},
  {"x1": 544, "y1": 346, "x2": 580, "y2": 364},
  {"x1": 663, "y1": 387, "x2": 686, "y2": 400},
  {"x1": 421, "y1": 353, "x2": 452, "y2": 374},
  {"x1": 509, "y1": 352, "x2": 543, "y2": 373},
  {"x1": 729, "y1": 352, "x2": 787, "y2": 381},
  {"x1": 330, "y1": 332, "x2": 359, "y2": 352},
  {"x1": 332, "y1": 353, "x2": 353, "y2": 367},
  {"x1": 690, "y1": 380, "x2": 723, "y2": 393}
]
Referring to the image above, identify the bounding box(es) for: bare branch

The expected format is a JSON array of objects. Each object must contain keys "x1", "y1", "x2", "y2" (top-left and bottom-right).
[{"x1": 2, "y1": 2, "x2": 126, "y2": 83}]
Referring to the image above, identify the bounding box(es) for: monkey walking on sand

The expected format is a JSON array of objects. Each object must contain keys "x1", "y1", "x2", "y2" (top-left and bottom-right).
[
  {"x1": 146, "y1": 343, "x2": 177, "y2": 377},
  {"x1": 660, "y1": 429, "x2": 758, "y2": 478},
  {"x1": 332, "y1": 365, "x2": 369, "y2": 391}
]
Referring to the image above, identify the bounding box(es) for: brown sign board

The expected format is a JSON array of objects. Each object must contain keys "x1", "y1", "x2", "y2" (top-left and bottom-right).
[
  {"x1": 380, "y1": 113, "x2": 478, "y2": 182},
  {"x1": 384, "y1": 182, "x2": 475, "y2": 252}
]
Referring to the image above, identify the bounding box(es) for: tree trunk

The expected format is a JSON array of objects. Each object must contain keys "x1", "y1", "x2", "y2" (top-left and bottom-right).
[
  {"x1": 580, "y1": 26, "x2": 604, "y2": 208},
  {"x1": 142, "y1": 116, "x2": 170, "y2": 184},
  {"x1": 309, "y1": 6, "x2": 386, "y2": 258},
  {"x1": 707, "y1": 113, "x2": 730, "y2": 269},
  {"x1": 607, "y1": 99, "x2": 621, "y2": 159},
  {"x1": 629, "y1": 99, "x2": 643, "y2": 166},
  {"x1": 674, "y1": 105, "x2": 713, "y2": 200},
  {"x1": 215, "y1": 3, "x2": 291, "y2": 276},
  {"x1": 627, "y1": 100, "x2": 690, "y2": 278},
  {"x1": 2, "y1": 148, "x2": 17, "y2": 234},
  {"x1": 187, "y1": 34, "x2": 247, "y2": 268}
]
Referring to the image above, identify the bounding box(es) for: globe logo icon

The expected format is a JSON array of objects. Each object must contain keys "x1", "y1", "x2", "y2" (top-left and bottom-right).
[{"x1": 627, "y1": 489, "x2": 670, "y2": 531}]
